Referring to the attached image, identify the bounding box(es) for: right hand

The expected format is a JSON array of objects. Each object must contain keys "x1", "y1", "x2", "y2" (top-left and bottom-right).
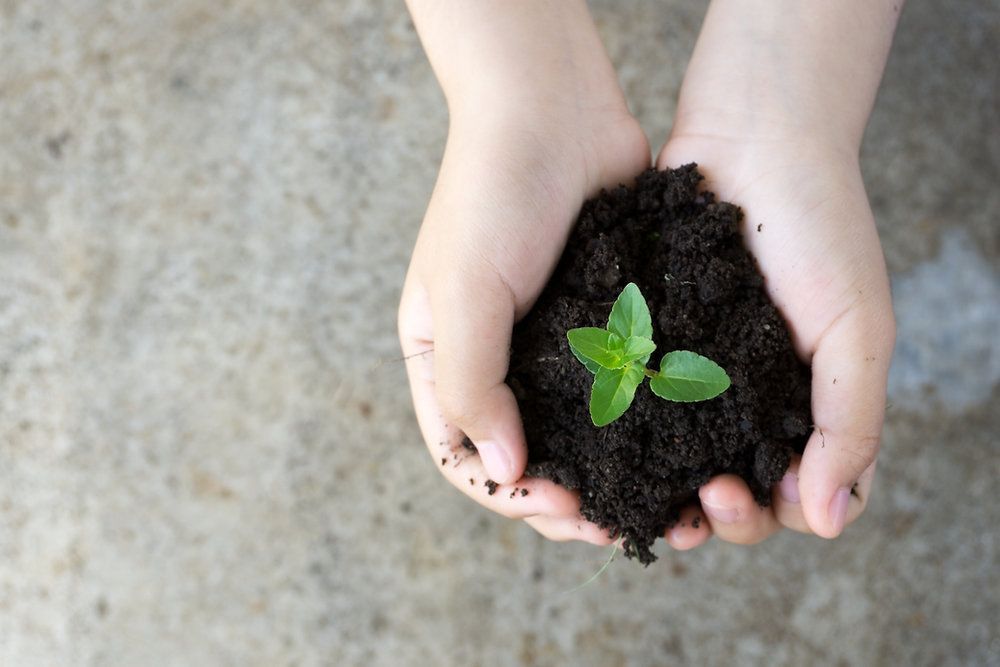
[{"x1": 398, "y1": 85, "x2": 650, "y2": 546}]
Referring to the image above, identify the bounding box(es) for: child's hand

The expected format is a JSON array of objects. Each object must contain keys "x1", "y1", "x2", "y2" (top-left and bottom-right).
[
  {"x1": 655, "y1": 133, "x2": 895, "y2": 549},
  {"x1": 402, "y1": 0, "x2": 900, "y2": 549},
  {"x1": 399, "y1": 0, "x2": 650, "y2": 543},
  {"x1": 655, "y1": 0, "x2": 901, "y2": 548}
]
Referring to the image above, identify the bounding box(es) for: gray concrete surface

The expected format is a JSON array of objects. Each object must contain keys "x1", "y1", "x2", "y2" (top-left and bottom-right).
[{"x1": 0, "y1": 1, "x2": 997, "y2": 665}]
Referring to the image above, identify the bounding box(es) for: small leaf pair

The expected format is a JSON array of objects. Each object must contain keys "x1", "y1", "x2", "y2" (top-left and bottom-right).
[
  {"x1": 566, "y1": 327, "x2": 655, "y2": 373},
  {"x1": 567, "y1": 283, "x2": 731, "y2": 426}
]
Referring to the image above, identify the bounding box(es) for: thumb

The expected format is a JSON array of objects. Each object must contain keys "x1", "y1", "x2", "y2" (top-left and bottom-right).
[
  {"x1": 429, "y1": 266, "x2": 527, "y2": 485},
  {"x1": 798, "y1": 306, "x2": 896, "y2": 538}
]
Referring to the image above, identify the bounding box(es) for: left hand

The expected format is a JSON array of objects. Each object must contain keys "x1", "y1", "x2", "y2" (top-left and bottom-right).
[
  {"x1": 653, "y1": 0, "x2": 901, "y2": 550},
  {"x1": 656, "y1": 130, "x2": 895, "y2": 550}
]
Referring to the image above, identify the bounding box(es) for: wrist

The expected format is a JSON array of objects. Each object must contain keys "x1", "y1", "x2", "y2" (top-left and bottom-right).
[
  {"x1": 440, "y1": 52, "x2": 632, "y2": 137},
  {"x1": 669, "y1": 105, "x2": 864, "y2": 164},
  {"x1": 672, "y1": 0, "x2": 902, "y2": 158},
  {"x1": 409, "y1": 0, "x2": 630, "y2": 135}
]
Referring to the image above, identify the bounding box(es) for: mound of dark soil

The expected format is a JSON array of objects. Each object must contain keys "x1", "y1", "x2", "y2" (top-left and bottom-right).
[{"x1": 508, "y1": 164, "x2": 812, "y2": 564}]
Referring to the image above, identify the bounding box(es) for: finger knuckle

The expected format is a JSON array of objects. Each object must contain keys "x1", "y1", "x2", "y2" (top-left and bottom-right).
[
  {"x1": 435, "y1": 385, "x2": 487, "y2": 427},
  {"x1": 841, "y1": 436, "x2": 881, "y2": 473}
]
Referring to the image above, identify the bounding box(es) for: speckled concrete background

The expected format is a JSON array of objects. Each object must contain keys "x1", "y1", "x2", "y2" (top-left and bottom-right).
[{"x1": 1, "y1": 1, "x2": 997, "y2": 665}]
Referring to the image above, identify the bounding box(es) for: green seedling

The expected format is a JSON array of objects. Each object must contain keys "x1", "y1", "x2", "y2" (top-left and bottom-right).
[{"x1": 567, "y1": 283, "x2": 731, "y2": 426}]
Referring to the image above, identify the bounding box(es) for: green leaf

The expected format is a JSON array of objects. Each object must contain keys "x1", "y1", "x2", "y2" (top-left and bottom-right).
[
  {"x1": 608, "y1": 282, "x2": 653, "y2": 341},
  {"x1": 567, "y1": 328, "x2": 625, "y2": 370},
  {"x1": 649, "y1": 350, "x2": 731, "y2": 402},
  {"x1": 590, "y1": 364, "x2": 645, "y2": 427},
  {"x1": 574, "y1": 355, "x2": 602, "y2": 374},
  {"x1": 572, "y1": 352, "x2": 602, "y2": 374},
  {"x1": 620, "y1": 336, "x2": 656, "y2": 365}
]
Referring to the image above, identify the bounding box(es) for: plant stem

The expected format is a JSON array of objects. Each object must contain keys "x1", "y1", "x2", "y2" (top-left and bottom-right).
[{"x1": 561, "y1": 537, "x2": 623, "y2": 595}]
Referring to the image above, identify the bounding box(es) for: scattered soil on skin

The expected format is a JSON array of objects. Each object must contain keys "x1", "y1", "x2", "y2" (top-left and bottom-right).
[{"x1": 507, "y1": 164, "x2": 812, "y2": 564}]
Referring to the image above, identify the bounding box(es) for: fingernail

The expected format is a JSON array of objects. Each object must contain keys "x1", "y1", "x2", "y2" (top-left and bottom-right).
[
  {"x1": 779, "y1": 472, "x2": 800, "y2": 504},
  {"x1": 828, "y1": 487, "x2": 850, "y2": 536},
  {"x1": 476, "y1": 440, "x2": 513, "y2": 483},
  {"x1": 701, "y1": 500, "x2": 739, "y2": 524}
]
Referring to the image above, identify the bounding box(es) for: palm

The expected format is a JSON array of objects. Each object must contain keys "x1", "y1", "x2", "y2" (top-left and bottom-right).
[
  {"x1": 655, "y1": 134, "x2": 894, "y2": 543},
  {"x1": 663, "y1": 136, "x2": 886, "y2": 348},
  {"x1": 450, "y1": 117, "x2": 653, "y2": 314}
]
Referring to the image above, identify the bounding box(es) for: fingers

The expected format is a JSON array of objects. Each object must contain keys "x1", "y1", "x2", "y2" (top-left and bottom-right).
[
  {"x1": 428, "y1": 266, "x2": 528, "y2": 485},
  {"x1": 798, "y1": 307, "x2": 895, "y2": 538},
  {"x1": 400, "y1": 290, "x2": 577, "y2": 519},
  {"x1": 524, "y1": 515, "x2": 615, "y2": 546},
  {"x1": 664, "y1": 505, "x2": 713, "y2": 551},
  {"x1": 771, "y1": 455, "x2": 812, "y2": 533},
  {"x1": 433, "y1": 437, "x2": 581, "y2": 520},
  {"x1": 698, "y1": 475, "x2": 783, "y2": 545},
  {"x1": 400, "y1": 277, "x2": 581, "y2": 519}
]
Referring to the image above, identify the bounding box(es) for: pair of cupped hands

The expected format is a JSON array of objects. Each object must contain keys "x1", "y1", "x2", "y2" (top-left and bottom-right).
[{"x1": 398, "y1": 14, "x2": 895, "y2": 551}]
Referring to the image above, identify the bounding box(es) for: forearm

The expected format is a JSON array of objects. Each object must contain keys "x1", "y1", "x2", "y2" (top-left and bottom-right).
[
  {"x1": 673, "y1": 0, "x2": 904, "y2": 154},
  {"x1": 405, "y1": 0, "x2": 627, "y2": 121}
]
